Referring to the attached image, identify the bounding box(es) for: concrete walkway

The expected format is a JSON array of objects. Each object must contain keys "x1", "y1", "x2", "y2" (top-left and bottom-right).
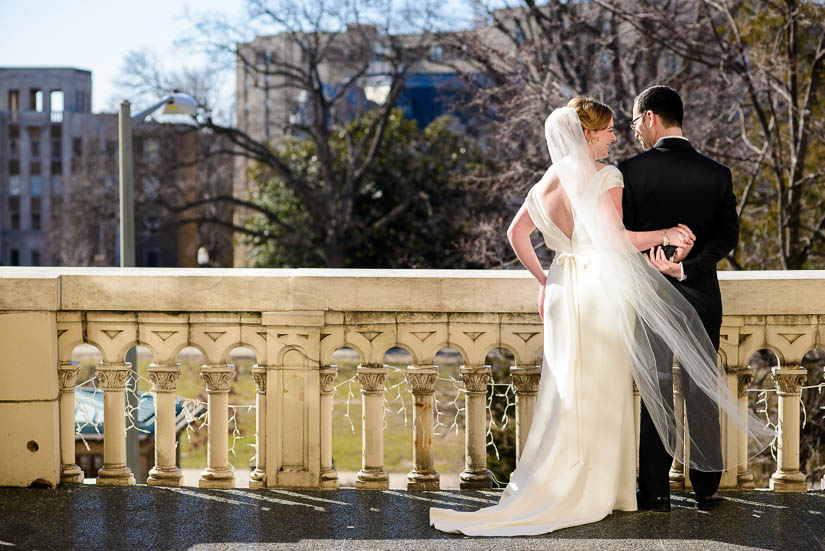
[{"x1": 0, "y1": 486, "x2": 823, "y2": 550}]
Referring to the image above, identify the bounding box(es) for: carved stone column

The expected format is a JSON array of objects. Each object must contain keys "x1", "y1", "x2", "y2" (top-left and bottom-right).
[
  {"x1": 669, "y1": 363, "x2": 686, "y2": 491},
  {"x1": 319, "y1": 366, "x2": 338, "y2": 489},
  {"x1": 58, "y1": 362, "x2": 84, "y2": 484},
  {"x1": 356, "y1": 364, "x2": 389, "y2": 489},
  {"x1": 147, "y1": 364, "x2": 182, "y2": 487},
  {"x1": 736, "y1": 367, "x2": 755, "y2": 489},
  {"x1": 249, "y1": 366, "x2": 267, "y2": 489},
  {"x1": 406, "y1": 365, "x2": 439, "y2": 490},
  {"x1": 95, "y1": 362, "x2": 135, "y2": 486},
  {"x1": 719, "y1": 362, "x2": 741, "y2": 489},
  {"x1": 459, "y1": 365, "x2": 492, "y2": 489},
  {"x1": 199, "y1": 365, "x2": 236, "y2": 489},
  {"x1": 510, "y1": 366, "x2": 541, "y2": 463},
  {"x1": 770, "y1": 366, "x2": 807, "y2": 492}
]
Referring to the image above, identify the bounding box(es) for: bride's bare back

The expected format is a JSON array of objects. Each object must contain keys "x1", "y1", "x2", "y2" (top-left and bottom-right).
[{"x1": 535, "y1": 167, "x2": 575, "y2": 239}]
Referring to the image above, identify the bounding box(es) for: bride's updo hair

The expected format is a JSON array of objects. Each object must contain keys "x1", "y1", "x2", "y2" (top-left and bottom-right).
[{"x1": 567, "y1": 96, "x2": 613, "y2": 131}]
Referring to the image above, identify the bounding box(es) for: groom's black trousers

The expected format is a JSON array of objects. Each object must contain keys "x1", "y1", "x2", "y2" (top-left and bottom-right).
[{"x1": 638, "y1": 313, "x2": 723, "y2": 499}]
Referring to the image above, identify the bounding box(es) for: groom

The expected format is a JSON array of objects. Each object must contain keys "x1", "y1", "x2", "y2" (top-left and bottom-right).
[{"x1": 619, "y1": 85, "x2": 738, "y2": 511}]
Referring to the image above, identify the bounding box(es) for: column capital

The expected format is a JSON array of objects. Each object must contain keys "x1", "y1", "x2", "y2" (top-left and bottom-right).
[
  {"x1": 58, "y1": 362, "x2": 81, "y2": 390},
  {"x1": 460, "y1": 365, "x2": 491, "y2": 394},
  {"x1": 406, "y1": 366, "x2": 438, "y2": 395},
  {"x1": 251, "y1": 366, "x2": 267, "y2": 394},
  {"x1": 148, "y1": 364, "x2": 181, "y2": 393},
  {"x1": 771, "y1": 366, "x2": 807, "y2": 396},
  {"x1": 356, "y1": 365, "x2": 388, "y2": 394},
  {"x1": 200, "y1": 365, "x2": 235, "y2": 393},
  {"x1": 320, "y1": 366, "x2": 338, "y2": 395},
  {"x1": 509, "y1": 366, "x2": 540, "y2": 395},
  {"x1": 737, "y1": 367, "x2": 754, "y2": 398},
  {"x1": 96, "y1": 363, "x2": 131, "y2": 391}
]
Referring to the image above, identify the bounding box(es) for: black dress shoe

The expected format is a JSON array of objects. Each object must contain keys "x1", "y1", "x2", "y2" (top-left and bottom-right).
[
  {"x1": 636, "y1": 490, "x2": 671, "y2": 512},
  {"x1": 695, "y1": 492, "x2": 724, "y2": 509}
]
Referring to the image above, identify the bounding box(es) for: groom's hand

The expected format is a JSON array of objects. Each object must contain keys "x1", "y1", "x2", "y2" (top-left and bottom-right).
[{"x1": 645, "y1": 246, "x2": 683, "y2": 278}]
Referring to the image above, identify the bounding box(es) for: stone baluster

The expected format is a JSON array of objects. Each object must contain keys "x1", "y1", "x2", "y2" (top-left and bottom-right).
[
  {"x1": 405, "y1": 365, "x2": 439, "y2": 490},
  {"x1": 249, "y1": 366, "x2": 267, "y2": 489},
  {"x1": 147, "y1": 364, "x2": 182, "y2": 487},
  {"x1": 509, "y1": 366, "x2": 541, "y2": 463},
  {"x1": 199, "y1": 364, "x2": 236, "y2": 489},
  {"x1": 633, "y1": 380, "x2": 640, "y2": 481},
  {"x1": 58, "y1": 362, "x2": 84, "y2": 484},
  {"x1": 770, "y1": 366, "x2": 807, "y2": 492},
  {"x1": 736, "y1": 366, "x2": 755, "y2": 489},
  {"x1": 669, "y1": 363, "x2": 686, "y2": 490},
  {"x1": 95, "y1": 362, "x2": 135, "y2": 485},
  {"x1": 319, "y1": 366, "x2": 339, "y2": 489},
  {"x1": 356, "y1": 364, "x2": 389, "y2": 489},
  {"x1": 459, "y1": 365, "x2": 492, "y2": 489}
]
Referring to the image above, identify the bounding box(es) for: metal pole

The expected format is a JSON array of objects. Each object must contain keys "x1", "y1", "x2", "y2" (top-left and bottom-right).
[{"x1": 119, "y1": 100, "x2": 141, "y2": 482}]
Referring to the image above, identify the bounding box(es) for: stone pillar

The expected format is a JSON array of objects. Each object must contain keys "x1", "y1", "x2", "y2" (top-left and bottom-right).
[
  {"x1": 459, "y1": 365, "x2": 492, "y2": 489},
  {"x1": 95, "y1": 362, "x2": 135, "y2": 486},
  {"x1": 770, "y1": 366, "x2": 807, "y2": 492},
  {"x1": 510, "y1": 366, "x2": 541, "y2": 463},
  {"x1": 736, "y1": 367, "x2": 755, "y2": 489},
  {"x1": 719, "y1": 362, "x2": 741, "y2": 489},
  {"x1": 57, "y1": 362, "x2": 84, "y2": 484},
  {"x1": 249, "y1": 366, "x2": 267, "y2": 489},
  {"x1": 669, "y1": 364, "x2": 686, "y2": 490},
  {"x1": 319, "y1": 366, "x2": 338, "y2": 489},
  {"x1": 199, "y1": 365, "x2": 235, "y2": 489},
  {"x1": 147, "y1": 364, "x2": 182, "y2": 487},
  {"x1": 406, "y1": 365, "x2": 439, "y2": 490},
  {"x1": 356, "y1": 364, "x2": 389, "y2": 490}
]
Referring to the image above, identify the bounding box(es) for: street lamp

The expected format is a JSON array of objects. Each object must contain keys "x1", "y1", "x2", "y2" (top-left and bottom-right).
[{"x1": 118, "y1": 92, "x2": 197, "y2": 482}]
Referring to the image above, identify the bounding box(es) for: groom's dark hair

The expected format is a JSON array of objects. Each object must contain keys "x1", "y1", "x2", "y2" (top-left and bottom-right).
[{"x1": 635, "y1": 85, "x2": 683, "y2": 128}]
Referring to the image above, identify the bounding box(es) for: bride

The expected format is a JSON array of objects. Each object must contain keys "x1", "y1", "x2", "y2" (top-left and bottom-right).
[{"x1": 428, "y1": 97, "x2": 774, "y2": 536}]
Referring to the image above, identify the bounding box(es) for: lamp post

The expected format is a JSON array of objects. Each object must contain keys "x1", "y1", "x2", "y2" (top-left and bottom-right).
[{"x1": 119, "y1": 92, "x2": 198, "y2": 482}]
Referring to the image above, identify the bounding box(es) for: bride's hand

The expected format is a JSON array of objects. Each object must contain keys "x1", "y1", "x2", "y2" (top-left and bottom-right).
[
  {"x1": 665, "y1": 224, "x2": 695, "y2": 248},
  {"x1": 537, "y1": 283, "x2": 546, "y2": 321},
  {"x1": 673, "y1": 237, "x2": 694, "y2": 262}
]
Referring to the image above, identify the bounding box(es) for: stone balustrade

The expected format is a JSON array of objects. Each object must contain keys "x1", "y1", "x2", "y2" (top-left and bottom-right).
[{"x1": 0, "y1": 268, "x2": 823, "y2": 492}]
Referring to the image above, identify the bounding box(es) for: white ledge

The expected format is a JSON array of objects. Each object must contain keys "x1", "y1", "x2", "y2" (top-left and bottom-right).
[{"x1": 0, "y1": 268, "x2": 822, "y2": 316}]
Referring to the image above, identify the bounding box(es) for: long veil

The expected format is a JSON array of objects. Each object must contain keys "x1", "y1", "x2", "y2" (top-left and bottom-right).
[{"x1": 543, "y1": 107, "x2": 774, "y2": 471}]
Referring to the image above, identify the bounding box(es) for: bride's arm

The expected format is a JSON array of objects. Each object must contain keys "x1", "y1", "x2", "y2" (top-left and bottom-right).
[
  {"x1": 507, "y1": 204, "x2": 547, "y2": 286},
  {"x1": 606, "y1": 187, "x2": 693, "y2": 251}
]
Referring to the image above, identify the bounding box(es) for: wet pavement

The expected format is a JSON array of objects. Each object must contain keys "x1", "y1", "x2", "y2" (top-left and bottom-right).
[{"x1": 0, "y1": 486, "x2": 823, "y2": 550}]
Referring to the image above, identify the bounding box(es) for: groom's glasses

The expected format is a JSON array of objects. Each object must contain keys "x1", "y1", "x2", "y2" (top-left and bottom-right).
[{"x1": 629, "y1": 112, "x2": 646, "y2": 130}]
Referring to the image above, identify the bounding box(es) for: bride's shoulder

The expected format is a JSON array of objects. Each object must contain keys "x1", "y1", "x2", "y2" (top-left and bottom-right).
[
  {"x1": 595, "y1": 163, "x2": 623, "y2": 189},
  {"x1": 531, "y1": 165, "x2": 559, "y2": 194}
]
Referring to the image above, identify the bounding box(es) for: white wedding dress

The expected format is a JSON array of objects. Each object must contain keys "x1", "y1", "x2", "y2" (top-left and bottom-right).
[{"x1": 429, "y1": 165, "x2": 637, "y2": 536}]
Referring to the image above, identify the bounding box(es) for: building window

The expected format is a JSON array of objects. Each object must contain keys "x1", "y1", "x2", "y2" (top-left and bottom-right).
[
  {"x1": 9, "y1": 197, "x2": 20, "y2": 230},
  {"x1": 50, "y1": 90, "x2": 63, "y2": 114},
  {"x1": 31, "y1": 139, "x2": 40, "y2": 158},
  {"x1": 8, "y1": 90, "x2": 19, "y2": 111},
  {"x1": 105, "y1": 140, "x2": 117, "y2": 158},
  {"x1": 31, "y1": 249, "x2": 40, "y2": 266},
  {"x1": 52, "y1": 176, "x2": 63, "y2": 196},
  {"x1": 9, "y1": 160, "x2": 19, "y2": 175},
  {"x1": 9, "y1": 124, "x2": 19, "y2": 139},
  {"x1": 31, "y1": 161, "x2": 41, "y2": 175},
  {"x1": 51, "y1": 160, "x2": 62, "y2": 175},
  {"x1": 30, "y1": 89, "x2": 43, "y2": 112},
  {"x1": 10, "y1": 250, "x2": 19, "y2": 266},
  {"x1": 429, "y1": 45, "x2": 443, "y2": 62},
  {"x1": 51, "y1": 140, "x2": 62, "y2": 160},
  {"x1": 52, "y1": 196, "x2": 62, "y2": 224},
  {"x1": 72, "y1": 137, "x2": 82, "y2": 157},
  {"x1": 9, "y1": 176, "x2": 21, "y2": 195},
  {"x1": 31, "y1": 176, "x2": 42, "y2": 196},
  {"x1": 145, "y1": 250, "x2": 160, "y2": 267},
  {"x1": 9, "y1": 138, "x2": 19, "y2": 158},
  {"x1": 31, "y1": 197, "x2": 41, "y2": 230},
  {"x1": 50, "y1": 124, "x2": 61, "y2": 138}
]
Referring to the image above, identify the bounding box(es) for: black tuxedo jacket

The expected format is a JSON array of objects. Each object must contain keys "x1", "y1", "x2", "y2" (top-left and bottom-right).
[{"x1": 618, "y1": 137, "x2": 738, "y2": 328}]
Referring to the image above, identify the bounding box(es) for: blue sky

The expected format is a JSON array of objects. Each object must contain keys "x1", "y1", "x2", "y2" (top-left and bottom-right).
[{"x1": 0, "y1": 0, "x2": 479, "y2": 115}]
